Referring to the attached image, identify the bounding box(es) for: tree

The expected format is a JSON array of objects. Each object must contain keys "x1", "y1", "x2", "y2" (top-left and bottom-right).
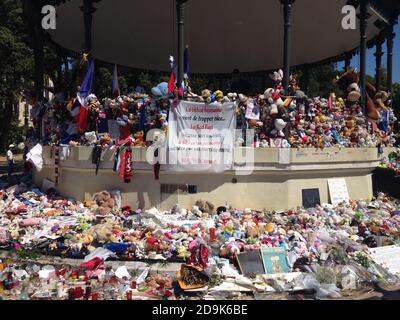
[
  {"x1": 305, "y1": 63, "x2": 342, "y2": 98},
  {"x1": 0, "y1": 0, "x2": 34, "y2": 153}
]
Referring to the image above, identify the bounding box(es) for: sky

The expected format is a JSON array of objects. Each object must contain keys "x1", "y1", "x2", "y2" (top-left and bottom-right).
[{"x1": 340, "y1": 24, "x2": 400, "y2": 83}]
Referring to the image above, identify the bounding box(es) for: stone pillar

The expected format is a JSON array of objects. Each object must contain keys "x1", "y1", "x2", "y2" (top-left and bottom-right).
[
  {"x1": 80, "y1": 0, "x2": 96, "y2": 56},
  {"x1": 386, "y1": 23, "x2": 396, "y2": 94},
  {"x1": 374, "y1": 35, "x2": 384, "y2": 91},
  {"x1": 344, "y1": 53, "x2": 352, "y2": 71},
  {"x1": 281, "y1": 0, "x2": 295, "y2": 94},
  {"x1": 176, "y1": 0, "x2": 188, "y2": 89},
  {"x1": 358, "y1": 0, "x2": 370, "y2": 115}
]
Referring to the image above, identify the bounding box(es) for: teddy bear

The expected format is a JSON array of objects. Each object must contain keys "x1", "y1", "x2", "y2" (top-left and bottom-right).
[
  {"x1": 84, "y1": 131, "x2": 98, "y2": 145},
  {"x1": 365, "y1": 83, "x2": 380, "y2": 121},
  {"x1": 227, "y1": 92, "x2": 238, "y2": 102},
  {"x1": 100, "y1": 133, "x2": 112, "y2": 146},
  {"x1": 264, "y1": 88, "x2": 283, "y2": 115},
  {"x1": 214, "y1": 90, "x2": 224, "y2": 103},
  {"x1": 245, "y1": 222, "x2": 261, "y2": 238},
  {"x1": 201, "y1": 89, "x2": 212, "y2": 104},
  {"x1": 92, "y1": 191, "x2": 116, "y2": 216},
  {"x1": 133, "y1": 131, "x2": 145, "y2": 147},
  {"x1": 84, "y1": 219, "x2": 119, "y2": 244},
  {"x1": 343, "y1": 117, "x2": 356, "y2": 138},
  {"x1": 334, "y1": 69, "x2": 361, "y2": 102},
  {"x1": 313, "y1": 133, "x2": 325, "y2": 150},
  {"x1": 194, "y1": 200, "x2": 215, "y2": 215},
  {"x1": 269, "y1": 69, "x2": 284, "y2": 94},
  {"x1": 270, "y1": 118, "x2": 287, "y2": 138}
]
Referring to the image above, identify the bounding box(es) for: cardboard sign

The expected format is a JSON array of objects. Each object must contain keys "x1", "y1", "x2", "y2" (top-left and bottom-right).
[
  {"x1": 236, "y1": 250, "x2": 265, "y2": 276},
  {"x1": 260, "y1": 247, "x2": 290, "y2": 274},
  {"x1": 328, "y1": 178, "x2": 350, "y2": 206},
  {"x1": 368, "y1": 245, "x2": 400, "y2": 276},
  {"x1": 302, "y1": 189, "x2": 321, "y2": 209},
  {"x1": 245, "y1": 101, "x2": 260, "y2": 120}
]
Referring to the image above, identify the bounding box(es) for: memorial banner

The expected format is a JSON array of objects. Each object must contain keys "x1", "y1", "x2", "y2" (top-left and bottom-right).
[{"x1": 168, "y1": 101, "x2": 236, "y2": 172}]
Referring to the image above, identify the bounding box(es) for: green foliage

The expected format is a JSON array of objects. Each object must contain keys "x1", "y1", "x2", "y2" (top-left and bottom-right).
[
  {"x1": 306, "y1": 64, "x2": 342, "y2": 98},
  {"x1": 0, "y1": 0, "x2": 34, "y2": 152},
  {"x1": 7, "y1": 117, "x2": 26, "y2": 146},
  {"x1": 138, "y1": 72, "x2": 155, "y2": 93},
  {"x1": 352, "y1": 252, "x2": 371, "y2": 269},
  {"x1": 95, "y1": 67, "x2": 112, "y2": 99},
  {"x1": 189, "y1": 76, "x2": 209, "y2": 94},
  {"x1": 316, "y1": 266, "x2": 337, "y2": 284},
  {"x1": 16, "y1": 248, "x2": 41, "y2": 260}
]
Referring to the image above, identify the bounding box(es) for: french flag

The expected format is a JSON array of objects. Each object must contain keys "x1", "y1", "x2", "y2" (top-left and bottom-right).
[
  {"x1": 112, "y1": 64, "x2": 120, "y2": 98},
  {"x1": 77, "y1": 60, "x2": 94, "y2": 134}
]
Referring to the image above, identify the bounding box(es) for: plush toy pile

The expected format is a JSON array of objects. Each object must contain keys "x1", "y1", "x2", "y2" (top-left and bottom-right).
[
  {"x1": 378, "y1": 148, "x2": 400, "y2": 176},
  {"x1": 1, "y1": 179, "x2": 400, "y2": 300},
  {"x1": 30, "y1": 68, "x2": 398, "y2": 150}
]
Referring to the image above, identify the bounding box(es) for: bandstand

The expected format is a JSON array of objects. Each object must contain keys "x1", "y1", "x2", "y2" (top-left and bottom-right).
[{"x1": 25, "y1": 0, "x2": 400, "y2": 210}]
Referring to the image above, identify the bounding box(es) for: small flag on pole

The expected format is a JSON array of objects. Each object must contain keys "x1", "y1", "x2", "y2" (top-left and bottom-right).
[
  {"x1": 112, "y1": 64, "x2": 120, "y2": 98},
  {"x1": 77, "y1": 60, "x2": 95, "y2": 134},
  {"x1": 168, "y1": 71, "x2": 175, "y2": 94}
]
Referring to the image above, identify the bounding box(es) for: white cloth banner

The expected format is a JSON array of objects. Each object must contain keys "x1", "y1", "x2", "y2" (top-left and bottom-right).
[
  {"x1": 168, "y1": 101, "x2": 236, "y2": 172},
  {"x1": 26, "y1": 143, "x2": 43, "y2": 172}
]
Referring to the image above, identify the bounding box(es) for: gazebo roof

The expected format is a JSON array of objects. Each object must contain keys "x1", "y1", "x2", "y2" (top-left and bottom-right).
[{"x1": 48, "y1": 0, "x2": 398, "y2": 73}]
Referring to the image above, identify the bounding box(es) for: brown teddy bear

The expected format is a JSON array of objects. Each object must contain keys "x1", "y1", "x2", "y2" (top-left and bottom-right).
[
  {"x1": 92, "y1": 191, "x2": 116, "y2": 216},
  {"x1": 195, "y1": 200, "x2": 215, "y2": 215},
  {"x1": 85, "y1": 218, "x2": 119, "y2": 243},
  {"x1": 133, "y1": 131, "x2": 145, "y2": 147}
]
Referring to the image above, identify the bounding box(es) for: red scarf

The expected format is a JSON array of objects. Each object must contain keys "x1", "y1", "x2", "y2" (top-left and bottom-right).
[{"x1": 119, "y1": 143, "x2": 133, "y2": 183}]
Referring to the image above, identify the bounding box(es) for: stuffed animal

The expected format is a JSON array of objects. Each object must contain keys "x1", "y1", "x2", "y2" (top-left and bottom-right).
[
  {"x1": 214, "y1": 90, "x2": 224, "y2": 103},
  {"x1": 85, "y1": 219, "x2": 119, "y2": 243},
  {"x1": 151, "y1": 82, "x2": 170, "y2": 99},
  {"x1": 219, "y1": 239, "x2": 245, "y2": 259},
  {"x1": 194, "y1": 200, "x2": 215, "y2": 214},
  {"x1": 269, "y1": 69, "x2": 284, "y2": 94},
  {"x1": 365, "y1": 83, "x2": 380, "y2": 121},
  {"x1": 134, "y1": 131, "x2": 145, "y2": 147},
  {"x1": 92, "y1": 191, "x2": 116, "y2": 216},
  {"x1": 264, "y1": 88, "x2": 283, "y2": 115},
  {"x1": 227, "y1": 92, "x2": 238, "y2": 102},
  {"x1": 334, "y1": 69, "x2": 361, "y2": 102},
  {"x1": 201, "y1": 89, "x2": 212, "y2": 103},
  {"x1": 84, "y1": 131, "x2": 98, "y2": 145},
  {"x1": 271, "y1": 118, "x2": 287, "y2": 138},
  {"x1": 100, "y1": 133, "x2": 112, "y2": 146},
  {"x1": 323, "y1": 128, "x2": 333, "y2": 147},
  {"x1": 375, "y1": 91, "x2": 389, "y2": 111}
]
